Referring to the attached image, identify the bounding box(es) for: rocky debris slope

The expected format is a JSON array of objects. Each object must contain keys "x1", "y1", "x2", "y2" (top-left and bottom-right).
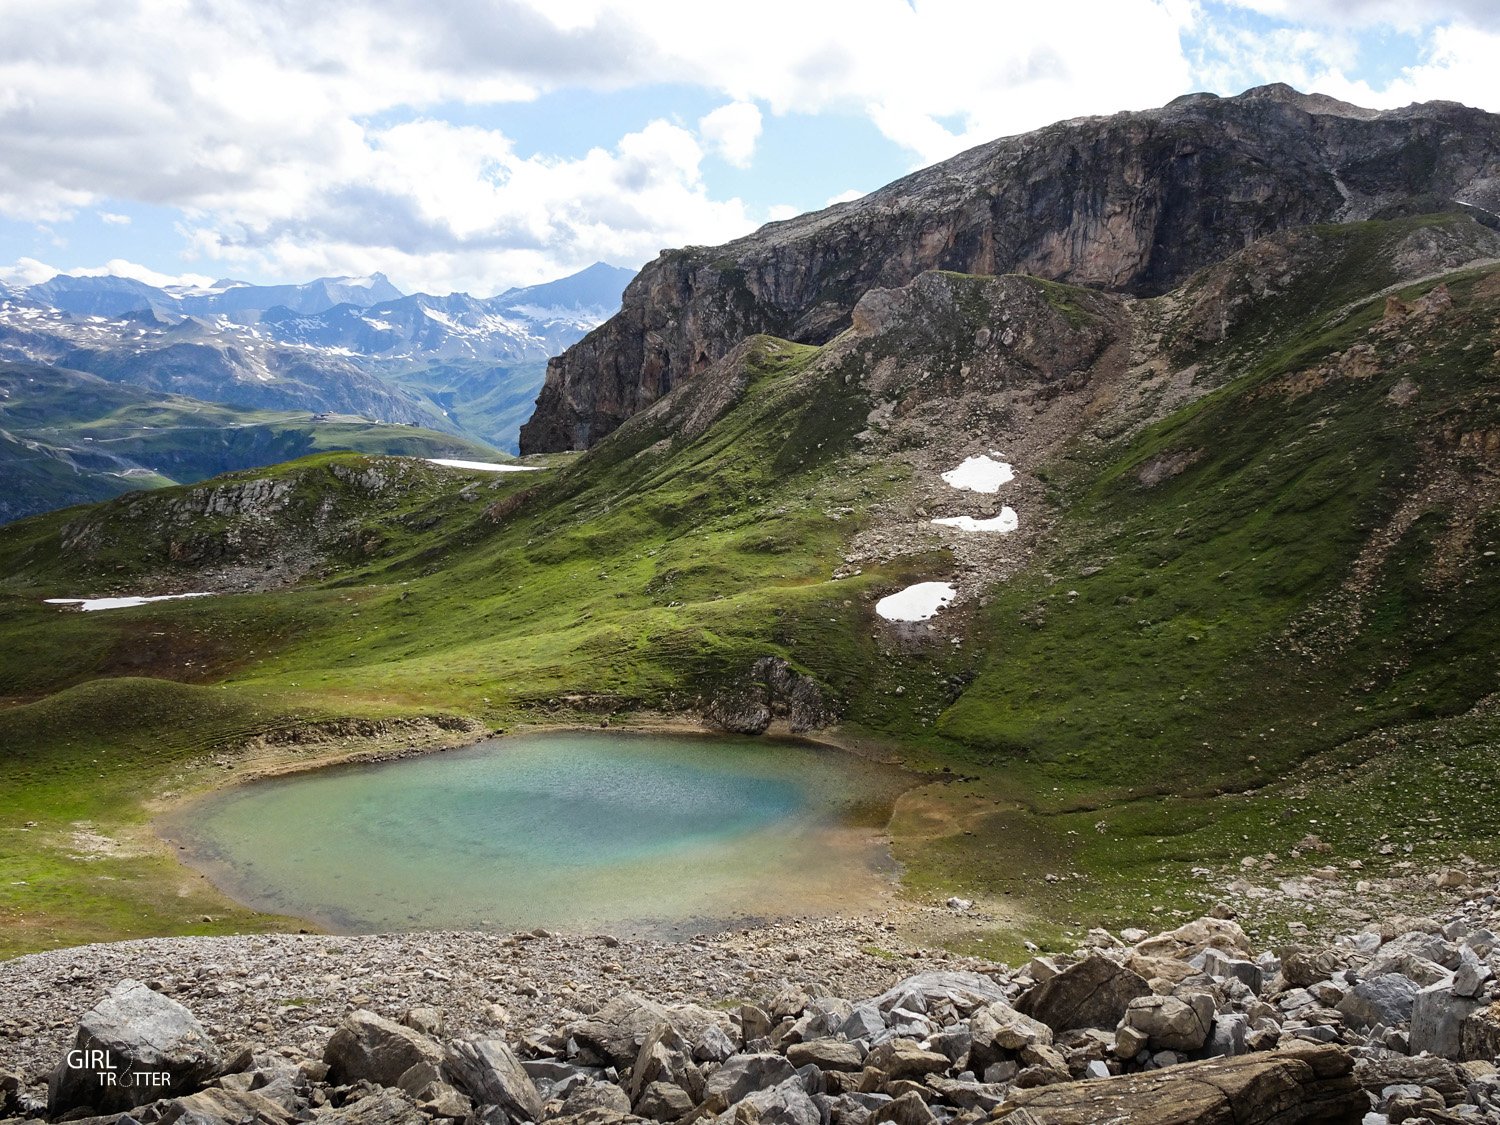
[
  {"x1": 5, "y1": 894, "x2": 1500, "y2": 1125},
  {"x1": 521, "y1": 84, "x2": 1500, "y2": 452}
]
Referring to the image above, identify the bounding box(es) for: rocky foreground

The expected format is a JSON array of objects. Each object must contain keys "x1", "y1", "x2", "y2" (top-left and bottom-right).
[{"x1": 3, "y1": 893, "x2": 1500, "y2": 1125}]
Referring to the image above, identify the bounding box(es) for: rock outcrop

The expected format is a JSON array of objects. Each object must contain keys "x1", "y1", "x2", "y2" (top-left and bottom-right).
[{"x1": 521, "y1": 85, "x2": 1500, "y2": 452}]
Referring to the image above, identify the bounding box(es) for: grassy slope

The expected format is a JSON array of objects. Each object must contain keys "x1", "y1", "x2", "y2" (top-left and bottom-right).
[{"x1": 1, "y1": 217, "x2": 1498, "y2": 957}]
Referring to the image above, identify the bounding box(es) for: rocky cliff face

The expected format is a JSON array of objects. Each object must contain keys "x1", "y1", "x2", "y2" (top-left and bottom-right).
[{"x1": 520, "y1": 84, "x2": 1500, "y2": 453}]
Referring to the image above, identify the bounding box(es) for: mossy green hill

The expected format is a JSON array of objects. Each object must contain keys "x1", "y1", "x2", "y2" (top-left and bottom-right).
[{"x1": 1, "y1": 215, "x2": 1498, "y2": 957}]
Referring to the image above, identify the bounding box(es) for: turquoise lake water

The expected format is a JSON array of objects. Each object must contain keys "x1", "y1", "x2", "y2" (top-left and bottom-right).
[{"x1": 163, "y1": 730, "x2": 910, "y2": 936}]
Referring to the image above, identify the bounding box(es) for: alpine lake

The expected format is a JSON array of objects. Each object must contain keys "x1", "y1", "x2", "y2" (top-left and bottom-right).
[{"x1": 161, "y1": 730, "x2": 915, "y2": 937}]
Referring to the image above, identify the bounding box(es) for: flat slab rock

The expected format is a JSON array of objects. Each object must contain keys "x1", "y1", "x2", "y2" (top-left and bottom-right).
[{"x1": 989, "y1": 1043, "x2": 1365, "y2": 1125}]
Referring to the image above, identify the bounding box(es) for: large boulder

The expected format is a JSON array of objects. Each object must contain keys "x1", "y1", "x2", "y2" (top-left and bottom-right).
[
  {"x1": 991, "y1": 1043, "x2": 1365, "y2": 1124},
  {"x1": 786, "y1": 1038, "x2": 865, "y2": 1072},
  {"x1": 702, "y1": 1054, "x2": 799, "y2": 1108},
  {"x1": 324, "y1": 1010, "x2": 442, "y2": 1088},
  {"x1": 442, "y1": 1036, "x2": 543, "y2": 1122},
  {"x1": 570, "y1": 994, "x2": 674, "y2": 1071},
  {"x1": 864, "y1": 1039, "x2": 951, "y2": 1081},
  {"x1": 48, "y1": 979, "x2": 223, "y2": 1116},
  {"x1": 732, "y1": 1079, "x2": 822, "y2": 1125},
  {"x1": 1334, "y1": 973, "x2": 1420, "y2": 1030},
  {"x1": 868, "y1": 972, "x2": 1009, "y2": 1016},
  {"x1": 1410, "y1": 977, "x2": 1483, "y2": 1059},
  {"x1": 1133, "y1": 918, "x2": 1253, "y2": 962},
  {"x1": 1462, "y1": 1001, "x2": 1500, "y2": 1063},
  {"x1": 570, "y1": 994, "x2": 733, "y2": 1072},
  {"x1": 1015, "y1": 953, "x2": 1151, "y2": 1033},
  {"x1": 1120, "y1": 993, "x2": 1216, "y2": 1052}
]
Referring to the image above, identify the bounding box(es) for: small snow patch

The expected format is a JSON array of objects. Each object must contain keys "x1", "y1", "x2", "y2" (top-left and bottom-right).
[
  {"x1": 424, "y1": 459, "x2": 545, "y2": 473},
  {"x1": 941, "y1": 455, "x2": 1014, "y2": 493},
  {"x1": 876, "y1": 582, "x2": 956, "y2": 622},
  {"x1": 933, "y1": 507, "x2": 1019, "y2": 534},
  {"x1": 46, "y1": 593, "x2": 216, "y2": 612}
]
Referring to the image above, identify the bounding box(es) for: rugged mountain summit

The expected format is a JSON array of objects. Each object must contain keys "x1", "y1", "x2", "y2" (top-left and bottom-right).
[{"x1": 521, "y1": 84, "x2": 1500, "y2": 452}]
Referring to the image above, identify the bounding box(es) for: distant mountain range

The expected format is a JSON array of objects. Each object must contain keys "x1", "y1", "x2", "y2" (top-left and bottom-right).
[{"x1": 0, "y1": 262, "x2": 635, "y2": 450}]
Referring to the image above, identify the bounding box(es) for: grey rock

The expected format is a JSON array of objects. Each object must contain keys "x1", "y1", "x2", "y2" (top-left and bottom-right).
[
  {"x1": 1203, "y1": 1013, "x2": 1249, "y2": 1059},
  {"x1": 570, "y1": 995, "x2": 673, "y2": 1072},
  {"x1": 703, "y1": 1054, "x2": 799, "y2": 1107},
  {"x1": 1337, "y1": 974, "x2": 1421, "y2": 1030},
  {"x1": 48, "y1": 980, "x2": 224, "y2": 1116},
  {"x1": 1121, "y1": 993, "x2": 1216, "y2": 1052},
  {"x1": 839, "y1": 1005, "x2": 886, "y2": 1042},
  {"x1": 926, "y1": 1027, "x2": 971, "y2": 1070},
  {"x1": 786, "y1": 1040, "x2": 865, "y2": 1073},
  {"x1": 1015, "y1": 953, "x2": 1151, "y2": 1033},
  {"x1": 441, "y1": 1036, "x2": 543, "y2": 1123},
  {"x1": 867, "y1": 1090, "x2": 935, "y2": 1125},
  {"x1": 863, "y1": 1040, "x2": 950, "y2": 1081},
  {"x1": 634, "y1": 1081, "x2": 693, "y2": 1122},
  {"x1": 735, "y1": 1078, "x2": 823, "y2": 1125},
  {"x1": 695, "y1": 1024, "x2": 739, "y2": 1064},
  {"x1": 867, "y1": 973, "x2": 1007, "y2": 1017},
  {"x1": 560, "y1": 1081, "x2": 633, "y2": 1118},
  {"x1": 323, "y1": 1010, "x2": 441, "y2": 1089},
  {"x1": 1452, "y1": 957, "x2": 1492, "y2": 999},
  {"x1": 1409, "y1": 977, "x2": 1483, "y2": 1059},
  {"x1": 1197, "y1": 949, "x2": 1264, "y2": 995}
]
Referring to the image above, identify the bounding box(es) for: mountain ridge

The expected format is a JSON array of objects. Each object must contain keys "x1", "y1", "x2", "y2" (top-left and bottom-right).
[{"x1": 521, "y1": 84, "x2": 1500, "y2": 453}]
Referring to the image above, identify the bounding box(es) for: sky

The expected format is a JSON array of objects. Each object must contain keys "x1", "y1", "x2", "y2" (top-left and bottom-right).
[{"x1": 1, "y1": 0, "x2": 1497, "y2": 298}]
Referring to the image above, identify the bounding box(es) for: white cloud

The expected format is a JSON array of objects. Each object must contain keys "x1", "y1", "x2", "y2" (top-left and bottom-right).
[
  {"x1": 0, "y1": 257, "x2": 61, "y2": 286},
  {"x1": 96, "y1": 211, "x2": 131, "y2": 225},
  {"x1": 826, "y1": 189, "x2": 866, "y2": 206},
  {"x1": 0, "y1": 0, "x2": 1200, "y2": 289},
  {"x1": 1189, "y1": 17, "x2": 1499, "y2": 114},
  {"x1": 178, "y1": 117, "x2": 758, "y2": 294},
  {"x1": 0, "y1": 258, "x2": 216, "y2": 289},
  {"x1": 1221, "y1": 1, "x2": 1500, "y2": 32},
  {"x1": 766, "y1": 204, "x2": 801, "y2": 222},
  {"x1": 699, "y1": 101, "x2": 762, "y2": 168},
  {"x1": 1, "y1": 0, "x2": 1495, "y2": 292}
]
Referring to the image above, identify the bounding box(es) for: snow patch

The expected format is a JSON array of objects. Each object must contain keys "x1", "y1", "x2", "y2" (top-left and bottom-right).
[
  {"x1": 424, "y1": 458, "x2": 545, "y2": 473},
  {"x1": 46, "y1": 592, "x2": 216, "y2": 612},
  {"x1": 876, "y1": 582, "x2": 956, "y2": 622},
  {"x1": 933, "y1": 507, "x2": 1019, "y2": 534},
  {"x1": 941, "y1": 454, "x2": 1014, "y2": 493}
]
